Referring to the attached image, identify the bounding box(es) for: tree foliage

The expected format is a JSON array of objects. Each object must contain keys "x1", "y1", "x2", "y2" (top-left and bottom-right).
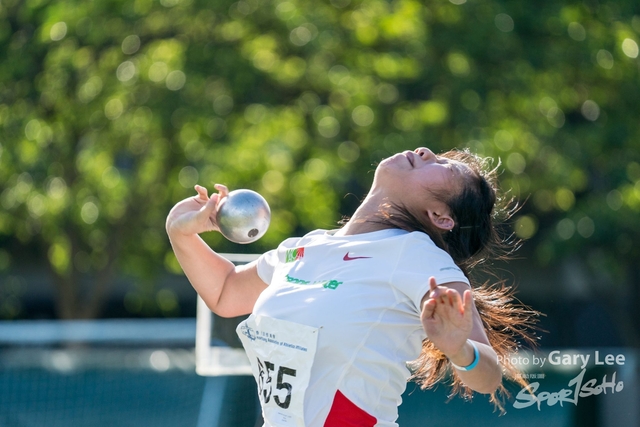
[{"x1": 1, "y1": 0, "x2": 639, "y2": 324}]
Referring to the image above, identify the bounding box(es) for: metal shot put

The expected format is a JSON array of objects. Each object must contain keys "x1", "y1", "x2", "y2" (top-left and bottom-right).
[{"x1": 216, "y1": 189, "x2": 271, "y2": 244}]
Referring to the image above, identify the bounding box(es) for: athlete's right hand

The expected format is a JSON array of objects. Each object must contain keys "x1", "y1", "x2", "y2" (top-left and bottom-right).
[{"x1": 165, "y1": 184, "x2": 229, "y2": 237}]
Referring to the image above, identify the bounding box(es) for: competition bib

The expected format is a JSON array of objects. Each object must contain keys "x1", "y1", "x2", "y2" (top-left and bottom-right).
[{"x1": 237, "y1": 315, "x2": 319, "y2": 427}]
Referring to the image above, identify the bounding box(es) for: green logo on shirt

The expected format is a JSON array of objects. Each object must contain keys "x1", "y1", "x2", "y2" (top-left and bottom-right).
[
  {"x1": 285, "y1": 247, "x2": 305, "y2": 263},
  {"x1": 322, "y1": 280, "x2": 341, "y2": 290},
  {"x1": 285, "y1": 274, "x2": 342, "y2": 290}
]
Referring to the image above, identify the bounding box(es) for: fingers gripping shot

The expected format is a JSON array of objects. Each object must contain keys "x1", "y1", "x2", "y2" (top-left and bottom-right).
[{"x1": 166, "y1": 148, "x2": 537, "y2": 427}]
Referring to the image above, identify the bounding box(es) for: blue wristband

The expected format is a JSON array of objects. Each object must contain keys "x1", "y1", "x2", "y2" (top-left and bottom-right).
[{"x1": 450, "y1": 340, "x2": 480, "y2": 371}]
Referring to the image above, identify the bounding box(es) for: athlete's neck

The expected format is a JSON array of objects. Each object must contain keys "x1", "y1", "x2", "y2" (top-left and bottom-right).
[{"x1": 333, "y1": 191, "x2": 396, "y2": 236}]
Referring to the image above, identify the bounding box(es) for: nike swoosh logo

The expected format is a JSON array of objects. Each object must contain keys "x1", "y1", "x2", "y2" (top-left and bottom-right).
[{"x1": 343, "y1": 253, "x2": 372, "y2": 261}]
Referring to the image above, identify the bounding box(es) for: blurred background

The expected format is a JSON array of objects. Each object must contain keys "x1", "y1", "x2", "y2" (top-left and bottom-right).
[{"x1": 0, "y1": 0, "x2": 639, "y2": 425}]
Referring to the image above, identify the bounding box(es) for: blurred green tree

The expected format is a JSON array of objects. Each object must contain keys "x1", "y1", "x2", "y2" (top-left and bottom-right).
[{"x1": 0, "y1": 0, "x2": 638, "y2": 339}]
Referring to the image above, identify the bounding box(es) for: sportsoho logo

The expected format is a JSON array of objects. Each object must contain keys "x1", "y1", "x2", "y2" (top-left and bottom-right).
[{"x1": 503, "y1": 350, "x2": 627, "y2": 411}]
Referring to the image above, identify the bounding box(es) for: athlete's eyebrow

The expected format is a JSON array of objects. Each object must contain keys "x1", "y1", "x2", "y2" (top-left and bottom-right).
[{"x1": 448, "y1": 159, "x2": 473, "y2": 179}]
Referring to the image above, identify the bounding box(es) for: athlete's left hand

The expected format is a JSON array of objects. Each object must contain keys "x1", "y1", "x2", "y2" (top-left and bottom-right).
[{"x1": 420, "y1": 277, "x2": 473, "y2": 358}]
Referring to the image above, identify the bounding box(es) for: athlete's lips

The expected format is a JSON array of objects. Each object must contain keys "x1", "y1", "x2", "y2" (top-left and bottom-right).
[{"x1": 405, "y1": 152, "x2": 414, "y2": 167}]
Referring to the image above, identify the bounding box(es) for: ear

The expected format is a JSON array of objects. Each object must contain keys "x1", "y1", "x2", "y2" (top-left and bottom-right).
[{"x1": 427, "y1": 209, "x2": 455, "y2": 232}]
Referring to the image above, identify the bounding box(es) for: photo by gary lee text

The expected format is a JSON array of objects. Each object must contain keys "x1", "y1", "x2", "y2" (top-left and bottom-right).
[{"x1": 498, "y1": 350, "x2": 625, "y2": 370}]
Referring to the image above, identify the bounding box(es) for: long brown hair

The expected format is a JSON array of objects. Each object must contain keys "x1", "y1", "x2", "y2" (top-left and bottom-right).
[{"x1": 374, "y1": 149, "x2": 539, "y2": 410}]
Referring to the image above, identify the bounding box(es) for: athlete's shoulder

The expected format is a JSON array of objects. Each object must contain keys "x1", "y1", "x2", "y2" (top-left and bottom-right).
[
  {"x1": 277, "y1": 229, "x2": 328, "y2": 249},
  {"x1": 303, "y1": 229, "x2": 330, "y2": 238},
  {"x1": 406, "y1": 230, "x2": 442, "y2": 246},
  {"x1": 397, "y1": 231, "x2": 456, "y2": 260},
  {"x1": 391, "y1": 231, "x2": 468, "y2": 287}
]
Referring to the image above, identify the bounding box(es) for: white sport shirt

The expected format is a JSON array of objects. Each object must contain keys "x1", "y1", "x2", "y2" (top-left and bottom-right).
[{"x1": 237, "y1": 228, "x2": 469, "y2": 427}]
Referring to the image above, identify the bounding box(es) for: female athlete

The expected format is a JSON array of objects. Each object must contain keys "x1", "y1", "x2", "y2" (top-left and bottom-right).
[{"x1": 166, "y1": 147, "x2": 536, "y2": 426}]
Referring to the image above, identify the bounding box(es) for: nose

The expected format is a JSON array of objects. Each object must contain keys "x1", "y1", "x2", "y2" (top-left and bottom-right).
[{"x1": 414, "y1": 147, "x2": 436, "y2": 161}]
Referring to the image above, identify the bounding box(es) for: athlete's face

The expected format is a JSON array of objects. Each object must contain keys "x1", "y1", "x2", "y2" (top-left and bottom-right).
[{"x1": 374, "y1": 147, "x2": 472, "y2": 230}]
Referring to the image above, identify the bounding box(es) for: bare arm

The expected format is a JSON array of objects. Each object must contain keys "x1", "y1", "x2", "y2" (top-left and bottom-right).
[
  {"x1": 166, "y1": 184, "x2": 268, "y2": 318},
  {"x1": 421, "y1": 278, "x2": 502, "y2": 394}
]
